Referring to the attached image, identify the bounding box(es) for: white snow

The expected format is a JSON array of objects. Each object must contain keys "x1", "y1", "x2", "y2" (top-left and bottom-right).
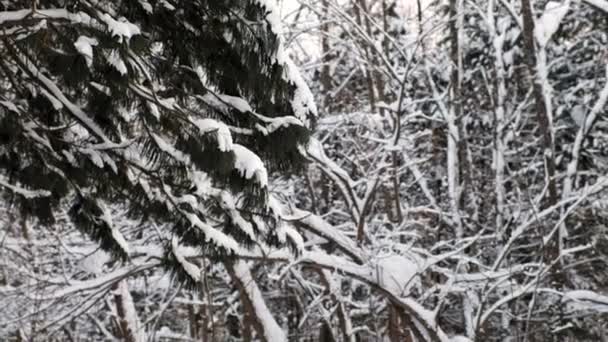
[
  {"x1": 23, "y1": 122, "x2": 54, "y2": 151},
  {"x1": 160, "y1": 0, "x2": 176, "y2": 11},
  {"x1": 62, "y1": 150, "x2": 78, "y2": 166},
  {"x1": 39, "y1": 263, "x2": 158, "y2": 300},
  {"x1": 535, "y1": 1, "x2": 571, "y2": 46},
  {"x1": 0, "y1": 176, "x2": 51, "y2": 198},
  {"x1": 306, "y1": 138, "x2": 357, "y2": 190},
  {"x1": 218, "y1": 94, "x2": 252, "y2": 113},
  {"x1": 158, "y1": 97, "x2": 176, "y2": 109},
  {"x1": 249, "y1": 0, "x2": 318, "y2": 126},
  {"x1": 232, "y1": 144, "x2": 268, "y2": 187},
  {"x1": 0, "y1": 100, "x2": 19, "y2": 113},
  {"x1": 0, "y1": 9, "x2": 97, "y2": 28},
  {"x1": 176, "y1": 194, "x2": 197, "y2": 209},
  {"x1": 232, "y1": 260, "x2": 287, "y2": 342},
  {"x1": 219, "y1": 191, "x2": 256, "y2": 240},
  {"x1": 138, "y1": 178, "x2": 156, "y2": 201},
  {"x1": 79, "y1": 249, "x2": 111, "y2": 274},
  {"x1": 150, "y1": 133, "x2": 189, "y2": 163},
  {"x1": 198, "y1": 93, "x2": 252, "y2": 113},
  {"x1": 99, "y1": 13, "x2": 141, "y2": 43},
  {"x1": 113, "y1": 280, "x2": 145, "y2": 342},
  {"x1": 569, "y1": 104, "x2": 586, "y2": 127},
  {"x1": 503, "y1": 48, "x2": 516, "y2": 67},
  {"x1": 39, "y1": 88, "x2": 64, "y2": 110},
  {"x1": 583, "y1": 0, "x2": 608, "y2": 13},
  {"x1": 101, "y1": 152, "x2": 118, "y2": 173},
  {"x1": 257, "y1": 115, "x2": 304, "y2": 135},
  {"x1": 284, "y1": 226, "x2": 304, "y2": 251},
  {"x1": 373, "y1": 254, "x2": 420, "y2": 295},
  {"x1": 563, "y1": 290, "x2": 608, "y2": 312},
  {"x1": 283, "y1": 56, "x2": 318, "y2": 126},
  {"x1": 138, "y1": 0, "x2": 153, "y2": 13},
  {"x1": 171, "y1": 237, "x2": 201, "y2": 282},
  {"x1": 147, "y1": 102, "x2": 160, "y2": 120},
  {"x1": 182, "y1": 212, "x2": 239, "y2": 252},
  {"x1": 81, "y1": 148, "x2": 105, "y2": 168},
  {"x1": 253, "y1": 0, "x2": 283, "y2": 35},
  {"x1": 190, "y1": 170, "x2": 212, "y2": 196},
  {"x1": 74, "y1": 36, "x2": 98, "y2": 68},
  {"x1": 90, "y1": 82, "x2": 111, "y2": 96},
  {"x1": 105, "y1": 50, "x2": 128, "y2": 75},
  {"x1": 268, "y1": 195, "x2": 285, "y2": 217},
  {"x1": 198, "y1": 93, "x2": 229, "y2": 112},
  {"x1": 289, "y1": 208, "x2": 365, "y2": 263},
  {"x1": 0, "y1": 9, "x2": 31, "y2": 24},
  {"x1": 156, "y1": 327, "x2": 191, "y2": 340},
  {"x1": 192, "y1": 118, "x2": 233, "y2": 152},
  {"x1": 99, "y1": 201, "x2": 130, "y2": 254}
]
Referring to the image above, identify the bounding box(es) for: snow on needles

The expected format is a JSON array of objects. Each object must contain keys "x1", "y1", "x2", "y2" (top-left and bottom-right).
[
  {"x1": 0, "y1": 9, "x2": 95, "y2": 27},
  {"x1": 253, "y1": 0, "x2": 318, "y2": 127},
  {"x1": 151, "y1": 133, "x2": 189, "y2": 163},
  {"x1": 182, "y1": 211, "x2": 239, "y2": 252},
  {"x1": 74, "y1": 36, "x2": 98, "y2": 68},
  {"x1": 171, "y1": 237, "x2": 201, "y2": 282},
  {"x1": 192, "y1": 118, "x2": 233, "y2": 152},
  {"x1": 253, "y1": 0, "x2": 283, "y2": 36},
  {"x1": 99, "y1": 201, "x2": 130, "y2": 255},
  {"x1": 0, "y1": 176, "x2": 51, "y2": 198},
  {"x1": 217, "y1": 94, "x2": 253, "y2": 113},
  {"x1": 283, "y1": 56, "x2": 318, "y2": 126},
  {"x1": 99, "y1": 13, "x2": 141, "y2": 43},
  {"x1": 232, "y1": 144, "x2": 268, "y2": 187},
  {"x1": 105, "y1": 50, "x2": 128, "y2": 75}
]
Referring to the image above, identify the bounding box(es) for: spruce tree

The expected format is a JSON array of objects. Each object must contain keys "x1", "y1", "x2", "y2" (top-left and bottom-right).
[{"x1": 0, "y1": 0, "x2": 316, "y2": 282}]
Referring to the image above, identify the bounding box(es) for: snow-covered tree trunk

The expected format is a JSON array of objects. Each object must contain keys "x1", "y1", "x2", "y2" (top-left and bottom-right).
[
  {"x1": 521, "y1": 0, "x2": 558, "y2": 208},
  {"x1": 493, "y1": 54, "x2": 511, "y2": 337},
  {"x1": 111, "y1": 280, "x2": 143, "y2": 342},
  {"x1": 225, "y1": 260, "x2": 287, "y2": 342},
  {"x1": 387, "y1": 305, "x2": 413, "y2": 342},
  {"x1": 520, "y1": 0, "x2": 564, "y2": 283},
  {"x1": 448, "y1": 0, "x2": 464, "y2": 238},
  {"x1": 487, "y1": 0, "x2": 508, "y2": 237}
]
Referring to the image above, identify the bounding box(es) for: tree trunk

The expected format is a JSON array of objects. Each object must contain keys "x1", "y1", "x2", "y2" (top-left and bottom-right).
[
  {"x1": 320, "y1": 0, "x2": 332, "y2": 111},
  {"x1": 520, "y1": 0, "x2": 558, "y2": 208},
  {"x1": 520, "y1": 0, "x2": 565, "y2": 286},
  {"x1": 387, "y1": 305, "x2": 413, "y2": 342},
  {"x1": 112, "y1": 280, "x2": 143, "y2": 342},
  {"x1": 352, "y1": 0, "x2": 378, "y2": 111},
  {"x1": 448, "y1": 0, "x2": 464, "y2": 238},
  {"x1": 225, "y1": 260, "x2": 287, "y2": 342}
]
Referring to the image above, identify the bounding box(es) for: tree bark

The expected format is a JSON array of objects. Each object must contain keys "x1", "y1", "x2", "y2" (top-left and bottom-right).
[
  {"x1": 521, "y1": 0, "x2": 564, "y2": 286},
  {"x1": 448, "y1": 0, "x2": 464, "y2": 238},
  {"x1": 352, "y1": 0, "x2": 378, "y2": 111},
  {"x1": 112, "y1": 280, "x2": 143, "y2": 342},
  {"x1": 520, "y1": 0, "x2": 558, "y2": 208},
  {"x1": 320, "y1": 0, "x2": 332, "y2": 111},
  {"x1": 225, "y1": 260, "x2": 287, "y2": 342}
]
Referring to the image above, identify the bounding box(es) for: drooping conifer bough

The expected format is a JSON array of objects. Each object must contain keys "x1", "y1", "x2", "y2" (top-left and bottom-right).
[{"x1": 0, "y1": 0, "x2": 317, "y2": 284}]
